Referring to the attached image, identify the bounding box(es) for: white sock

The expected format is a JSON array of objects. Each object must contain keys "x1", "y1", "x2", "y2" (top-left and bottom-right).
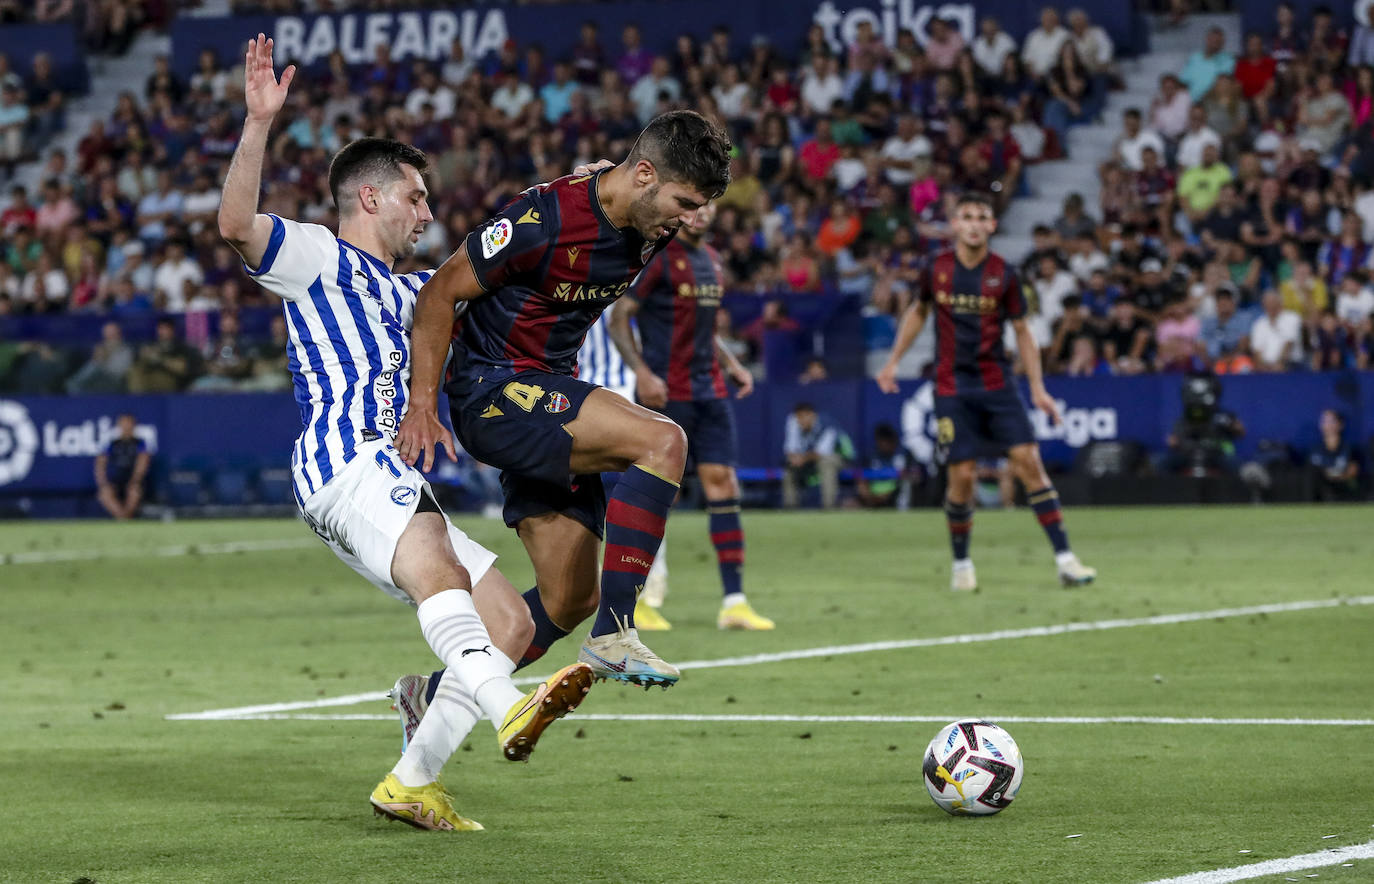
[
  {"x1": 721, "y1": 592, "x2": 746, "y2": 608},
  {"x1": 390, "y1": 671, "x2": 480, "y2": 787},
  {"x1": 417, "y1": 590, "x2": 525, "y2": 727},
  {"x1": 953, "y1": 558, "x2": 974, "y2": 571},
  {"x1": 1055, "y1": 551, "x2": 1077, "y2": 568}
]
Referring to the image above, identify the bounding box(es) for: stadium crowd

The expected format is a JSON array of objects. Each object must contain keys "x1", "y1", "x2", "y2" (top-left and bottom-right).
[{"x1": 2, "y1": 2, "x2": 1374, "y2": 398}]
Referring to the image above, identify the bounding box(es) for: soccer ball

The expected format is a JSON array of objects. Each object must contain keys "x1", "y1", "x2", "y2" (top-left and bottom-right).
[{"x1": 922, "y1": 719, "x2": 1024, "y2": 816}]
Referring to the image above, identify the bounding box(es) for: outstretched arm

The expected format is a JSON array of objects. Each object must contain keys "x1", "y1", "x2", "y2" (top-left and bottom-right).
[
  {"x1": 1013, "y1": 317, "x2": 1061, "y2": 425},
  {"x1": 218, "y1": 34, "x2": 296, "y2": 269}
]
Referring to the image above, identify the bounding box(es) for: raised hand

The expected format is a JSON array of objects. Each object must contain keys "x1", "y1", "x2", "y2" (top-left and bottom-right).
[{"x1": 243, "y1": 33, "x2": 296, "y2": 123}]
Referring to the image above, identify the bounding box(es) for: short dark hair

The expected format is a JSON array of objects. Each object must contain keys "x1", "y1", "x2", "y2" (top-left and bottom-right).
[
  {"x1": 874, "y1": 422, "x2": 898, "y2": 442},
  {"x1": 956, "y1": 192, "x2": 996, "y2": 212},
  {"x1": 327, "y1": 138, "x2": 429, "y2": 214},
  {"x1": 793, "y1": 402, "x2": 816, "y2": 415},
  {"x1": 626, "y1": 110, "x2": 733, "y2": 200}
]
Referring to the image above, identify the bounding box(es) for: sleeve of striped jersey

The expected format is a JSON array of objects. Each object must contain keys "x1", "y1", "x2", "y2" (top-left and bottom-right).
[
  {"x1": 1002, "y1": 269, "x2": 1029, "y2": 320},
  {"x1": 462, "y1": 195, "x2": 550, "y2": 291},
  {"x1": 244, "y1": 214, "x2": 332, "y2": 302}
]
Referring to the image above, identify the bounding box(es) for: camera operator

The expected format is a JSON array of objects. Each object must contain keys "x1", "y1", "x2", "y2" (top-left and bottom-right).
[{"x1": 1162, "y1": 375, "x2": 1245, "y2": 476}]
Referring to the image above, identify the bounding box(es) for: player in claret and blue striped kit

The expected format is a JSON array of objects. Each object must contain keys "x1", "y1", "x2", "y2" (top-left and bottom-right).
[
  {"x1": 608, "y1": 201, "x2": 774, "y2": 632},
  {"x1": 396, "y1": 111, "x2": 734, "y2": 688},
  {"x1": 877, "y1": 192, "x2": 1096, "y2": 592}
]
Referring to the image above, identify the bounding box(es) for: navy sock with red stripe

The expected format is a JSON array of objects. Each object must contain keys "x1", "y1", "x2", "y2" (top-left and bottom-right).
[
  {"x1": 593, "y1": 465, "x2": 678, "y2": 637},
  {"x1": 945, "y1": 499, "x2": 973, "y2": 562},
  {"x1": 1028, "y1": 487, "x2": 1070, "y2": 554},
  {"x1": 707, "y1": 497, "x2": 744, "y2": 600},
  {"x1": 517, "y1": 585, "x2": 570, "y2": 670}
]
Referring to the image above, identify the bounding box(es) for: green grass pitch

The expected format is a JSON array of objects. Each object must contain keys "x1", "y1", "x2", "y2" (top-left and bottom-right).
[{"x1": 2, "y1": 506, "x2": 1372, "y2": 884}]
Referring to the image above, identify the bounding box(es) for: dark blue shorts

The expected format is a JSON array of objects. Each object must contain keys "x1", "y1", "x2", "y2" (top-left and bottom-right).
[
  {"x1": 449, "y1": 370, "x2": 606, "y2": 538},
  {"x1": 935, "y1": 387, "x2": 1036, "y2": 464},
  {"x1": 660, "y1": 397, "x2": 738, "y2": 468}
]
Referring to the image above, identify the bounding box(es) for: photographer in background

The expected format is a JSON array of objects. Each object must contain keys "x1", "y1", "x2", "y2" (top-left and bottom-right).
[
  {"x1": 1310, "y1": 409, "x2": 1362, "y2": 501},
  {"x1": 95, "y1": 413, "x2": 150, "y2": 520},
  {"x1": 1161, "y1": 375, "x2": 1245, "y2": 476}
]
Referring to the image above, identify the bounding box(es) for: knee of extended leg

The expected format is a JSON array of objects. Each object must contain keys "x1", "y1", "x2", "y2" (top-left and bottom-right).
[{"x1": 649, "y1": 420, "x2": 688, "y2": 467}]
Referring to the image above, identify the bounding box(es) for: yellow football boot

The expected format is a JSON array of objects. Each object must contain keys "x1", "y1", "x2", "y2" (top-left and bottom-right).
[
  {"x1": 498, "y1": 662, "x2": 594, "y2": 762},
  {"x1": 717, "y1": 600, "x2": 775, "y2": 630},
  {"x1": 633, "y1": 597, "x2": 672, "y2": 631},
  {"x1": 369, "y1": 774, "x2": 483, "y2": 832}
]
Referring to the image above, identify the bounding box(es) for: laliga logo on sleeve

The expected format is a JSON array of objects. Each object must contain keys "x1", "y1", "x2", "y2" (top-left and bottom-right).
[
  {"x1": 0, "y1": 400, "x2": 40, "y2": 486},
  {"x1": 481, "y1": 218, "x2": 513, "y2": 259}
]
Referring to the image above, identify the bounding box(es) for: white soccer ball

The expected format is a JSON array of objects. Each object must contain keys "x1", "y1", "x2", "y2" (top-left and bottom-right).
[{"x1": 922, "y1": 719, "x2": 1024, "y2": 816}]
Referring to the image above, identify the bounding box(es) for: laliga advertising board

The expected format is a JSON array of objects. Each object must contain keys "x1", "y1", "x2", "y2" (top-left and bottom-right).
[{"x1": 0, "y1": 398, "x2": 159, "y2": 492}]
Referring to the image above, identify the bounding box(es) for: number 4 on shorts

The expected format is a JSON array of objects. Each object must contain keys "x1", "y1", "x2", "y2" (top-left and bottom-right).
[{"x1": 502, "y1": 381, "x2": 546, "y2": 412}]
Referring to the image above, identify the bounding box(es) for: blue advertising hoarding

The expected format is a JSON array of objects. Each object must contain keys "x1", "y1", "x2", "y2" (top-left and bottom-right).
[{"x1": 3, "y1": 373, "x2": 1370, "y2": 503}]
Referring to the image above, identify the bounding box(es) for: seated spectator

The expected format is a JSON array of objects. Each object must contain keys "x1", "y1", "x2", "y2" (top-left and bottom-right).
[
  {"x1": 742, "y1": 298, "x2": 802, "y2": 362},
  {"x1": 1048, "y1": 295, "x2": 1093, "y2": 373},
  {"x1": 1279, "y1": 259, "x2": 1330, "y2": 318},
  {"x1": 880, "y1": 113, "x2": 931, "y2": 187},
  {"x1": 1297, "y1": 71, "x2": 1351, "y2": 156},
  {"x1": 21, "y1": 250, "x2": 68, "y2": 311},
  {"x1": 1021, "y1": 7, "x2": 1070, "y2": 79},
  {"x1": 855, "y1": 423, "x2": 920, "y2": 508},
  {"x1": 152, "y1": 240, "x2": 203, "y2": 312},
  {"x1": 1099, "y1": 297, "x2": 1151, "y2": 374},
  {"x1": 973, "y1": 16, "x2": 1017, "y2": 78},
  {"x1": 1067, "y1": 8, "x2": 1114, "y2": 77},
  {"x1": 1176, "y1": 104, "x2": 1222, "y2": 170},
  {"x1": 1178, "y1": 143, "x2": 1234, "y2": 219},
  {"x1": 1113, "y1": 107, "x2": 1166, "y2": 172},
  {"x1": 783, "y1": 402, "x2": 845, "y2": 510},
  {"x1": 1309, "y1": 409, "x2": 1362, "y2": 500},
  {"x1": 1042, "y1": 43, "x2": 1094, "y2": 147},
  {"x1": 1203, "y1": 74, "x2": 1249, "y2": 154},
  {"x1": 1031, "y1": 252, "x2": 1077, "y2": 330},
  {"x1": 798, "y1": 356, "x2": 829, "y2": 384},
  {"x1": 1134, "y1": 146, "x2": 1176, "y2": 232},
  {"x1": 1198, "y1": 182, "x2": 1246, "y2": 249},
  {"x1": 1199, "y1": 284, "x2": 1250, "y2": 360},
  {"x1": 2, "y1": 184, "x2": 36, "y2": 234},
  {"x1": 924, "y1": 17, "x2": 965, "y2": 71},
  {"x1": 0, "y1": 83, "x2": 29, "y2": 172},
  {"x1": 1250, "y1": 289, "x2": 1303, "y2": 371},
  {"x1": 1317, "y1": 212, "x2": 1370, "y2": 286},
  {"x1": 1008, "y1": 103, "x2": 1046, "y2": 163},
  {"x1": 978, "y1": 110, "x2": 1023, "y2": 207},
  {"x1": 1149, "y1": 74, "x2": 1191, "y2": 141},
  {"x1": 11, "y1": 342, "x2": 69, "y2": 393},
  {"x1": 35, "y1": 179, "x2": 79, "y2": 239},
  {"x1": 1055, "y1": 192, "x2": 1098, "y2": 241},
  {"x1": 816, "y1": 200, "x2": 861, "y2": 257},
  {"x1": 25, "y1": 52, "x2": 65, "y2": 141},
  {"x1": 1335, "y1": 269, "x2": 1374, "y2": 326},
  {"x1": 191, "y1": 312, "x2": 252, "y2": 391},
  {"x1": 1180, "y1": 27, "x2": 1235, "y2": 101},
  {"x1": 66, "y1": 320, "x2": 132, "y2": 394},
  {"x1": 1154, "y1": 298, "x2": 1203, "y2": 372},
  {"x1": 1080, "y1": 267, "x2": 1122, "y2": 319},
  {"x1": 1235, "y1": 32, "x2": 1276, "y2": 100},
  {"x1": 1130, "y1": 257, "x2": 1178, "y2": 322},
  {"x1": 1311, "y1": 310, "x2": 1355, "y2": 370},
  {"x1": 94, "y1": 413, "x2": 150, "y2": 521},
  {"x1": 128, "y1": 317, "x2": 200, "y2": 393},
  {"x1": 136, "y1": 170, "x2": 184, "y2": 243}
]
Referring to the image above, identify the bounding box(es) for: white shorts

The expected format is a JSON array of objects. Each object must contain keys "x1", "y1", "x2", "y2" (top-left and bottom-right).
[{"x1": 300, "y1": 439, "x2": 497, "y2": 604}]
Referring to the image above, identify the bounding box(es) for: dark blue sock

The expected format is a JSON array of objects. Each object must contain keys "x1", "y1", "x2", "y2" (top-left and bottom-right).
[
  {"x1": 594, "y1": 465, "x2": 678, "y2": 636},
  {"x1": 517, "y1": 585, "x2": 570, "y2": 670},
  {"x1": 707, "y1": 497, "x2": 744, "y2": 599},
  {"x1": 1028, "y1": 487, "x2": 1070, "y2": 554},
  {"x1": 945, "y1": 499, "x2": 973, "y2": 561}
]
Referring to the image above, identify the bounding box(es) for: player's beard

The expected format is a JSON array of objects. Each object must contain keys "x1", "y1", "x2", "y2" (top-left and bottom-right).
[{"x1": 628, "y1": 183, "x2": 670, "y2": 240}]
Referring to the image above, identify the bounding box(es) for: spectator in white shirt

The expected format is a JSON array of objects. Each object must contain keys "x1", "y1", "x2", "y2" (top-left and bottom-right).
[
  {"x1": 629, "y1": 57, "x2": 682, "y2": 124},
  {"x1": 1114, "y1": 107, "x2": 1167, "y2": 171},
  {"x1": 152, "y1": 241, "x2": 203, "y2": 313},
  {"x1": 973, "y1": 16, "x2": 1018, "y2": 77},
  {"x1": 712, "y1": 63, "x2": 753, "y2": 120},
  {"x1": 1032, "y1": 252, "x2": 1078, "y2": 328},
  {"x1": 1021, "y1": 7, "x2": 1071, "y2": 78},
  {"x1": 490, "y1": 70, "x2": 534, "y2": 120},
  {"x1": 404, "y1": 67, "x2": 456, "y2": 121},
  {"x1": 783, "y1": 403, "x2": 843, "y2": 510},
  {"x1": 1335, "y1": 270, "x2": 1374, "y2": 326},
  {"x1": 135, "y1": 170, "x2": 184, "y2": 243},
  {"x1": 1149, "y1": 73, "x2": 1192, "y2": 140},
  {"x1": 1249, "y1": 289, "x2": 1304, "y2": 371},
  {"x1": 1176, "y1": 104, "x2": 1223, "y2": 169},
  {"x1": 1067, "y1": 8, "x2": 1115, "y2": 74},
  {"x1": 442, "y1": 38, "x2": 475, "y2": 86},
  {"x1": 880, "y1": 113, "x2": 932, "y2": 186}
]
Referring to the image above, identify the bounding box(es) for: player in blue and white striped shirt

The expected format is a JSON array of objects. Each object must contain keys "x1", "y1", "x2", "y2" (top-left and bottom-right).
[{"x1": 217, "y1": 34, "x2": 591, "y2": 832}]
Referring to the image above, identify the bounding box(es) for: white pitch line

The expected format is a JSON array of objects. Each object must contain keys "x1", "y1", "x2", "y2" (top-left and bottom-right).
[
  {"x1": 2, "y1": 537, "x2": 317, "y2": 566},
  {"x1": 167, "y1": 594, "x2": 1374, "y2": 719},
  {"x1": 1142, "y1": 839, "x2": 1374, "y2": 883},
  {"x1": 181, "y1": 712, "x2": 1374, "y2": 726}
]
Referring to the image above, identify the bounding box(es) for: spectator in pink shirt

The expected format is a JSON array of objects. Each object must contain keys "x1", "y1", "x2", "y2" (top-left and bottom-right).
[
  {"x1": 925, "y1": 18, "x2": 967, "y2": 71},
  {"x1": 35, "y1": 180, "x2": 79, "y2": 239},
  {"x1": 1155, "y1": 298, "x2": 1203, "y2": 371},
  {"x1": 799, "y1": 119, "x2": 840, "y2": 181}
]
